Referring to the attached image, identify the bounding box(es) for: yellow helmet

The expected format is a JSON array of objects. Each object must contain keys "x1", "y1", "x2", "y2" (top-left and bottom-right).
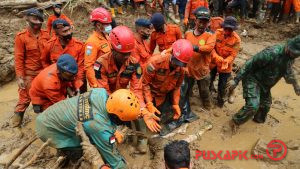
[{"x1": 106, "y1": 89, "x2": 141, "y2": 121}]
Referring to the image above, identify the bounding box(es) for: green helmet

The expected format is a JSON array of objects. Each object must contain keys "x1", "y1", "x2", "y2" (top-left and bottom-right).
[
  {"x1": 287, "y1": 35, "x2": 300, "y2": 57},
  {"x1": 193, "y1": 7, "x2": 210, "y2": 20}
]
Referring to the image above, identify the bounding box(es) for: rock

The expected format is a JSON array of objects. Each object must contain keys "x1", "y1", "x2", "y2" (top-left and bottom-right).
[
  {"x1": 0, "y1": 59, "x2": 15, "y2": 86},
  {"x1": 286, "y1": 140, "x2": 300, "y2": 150}
]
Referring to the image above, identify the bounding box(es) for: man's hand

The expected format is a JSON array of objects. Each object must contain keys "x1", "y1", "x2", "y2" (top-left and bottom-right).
[
  {"x1": 226, "y1": 79, "x2": 238, "y2": 93},
  {"x1": 146, "y1": 102, "x2": 161, "y2": 115},
  {"x1": 172, "y1": 105, "x2": 181, "y2": 120},
  {"x1": 221, "y1": 60, "x2": 229, "y2": 70},
  {"x1": 184, "y1": 18, "x2": 188, "y2": 26},
  {"x1": 114, "y1": 129, "x2": 127, "y2": 144},
  {"x1": 17, "y1": 77, "x2": 25, "y2": 89},
  {"x1": 142, "y1": 109, "x2": 161, "y2": 132}
]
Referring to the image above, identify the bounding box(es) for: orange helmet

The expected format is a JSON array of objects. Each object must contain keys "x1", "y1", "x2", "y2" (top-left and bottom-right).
[{"x1": 106, "y1": 89, "x2": 141, "y2": 121}]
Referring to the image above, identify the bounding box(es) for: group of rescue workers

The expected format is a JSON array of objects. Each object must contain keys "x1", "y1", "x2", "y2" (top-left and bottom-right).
[{"x1": 10, "y1": 2, "x2": 300, "y2": 169}]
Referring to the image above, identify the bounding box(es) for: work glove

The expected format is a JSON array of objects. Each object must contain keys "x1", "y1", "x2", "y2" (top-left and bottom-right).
[
  {"x1": 184, "y1": 18, "x2": 188, "y2": 26},
  {"x1": 142, "y1": 108, "x2": 161, "y2": 132},
  {"x1": 172, "y1": 105, "x2": 181, "y2": 120},
  {"x1": 146, "y1": 102, "x2": 161, "y2": 115},
  {"x1": 193, "y1": 45, "x2": 200, "y2": 52},
  {"x1": 17, "y1": 77, "x2": 25, "y2": 89},
  {"x1": 226, "y1": 79, "x2": 238, "y2": 93},
  {"x1": 221, "y1": 60, "x2": 229, "y2": 70}
]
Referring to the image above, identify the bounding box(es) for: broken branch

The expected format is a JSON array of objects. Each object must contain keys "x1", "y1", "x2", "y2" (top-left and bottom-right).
[
  {"x1": 19, "y1": 138, "x2": 51, "y2": 169},
  {"x1": 5, "y1": 135, "x2": 38, "y2": 169}
]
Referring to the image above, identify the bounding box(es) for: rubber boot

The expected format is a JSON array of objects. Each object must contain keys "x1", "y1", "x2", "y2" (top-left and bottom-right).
[
  {"x1": 232, "y1": 109, "x2": 256, "y2": 125},
  {"x1": 117, "y1": 6, "x2": 124, "y2": 15},
  {"x1": 11, "y1": 112, "x2": 24, "y2": 128},
  {"x1": 136, "y1": 138, "x2": 148, "y2": 154},
  {"x1": 253, "y1": 106, "x2": 269, "y2": 123},
  {"x1": 110, "y1": 8, "x2": 116, "y2": 17},
  {"x1": 203, "y1": 100, "x2": 212, "y2": 110}
]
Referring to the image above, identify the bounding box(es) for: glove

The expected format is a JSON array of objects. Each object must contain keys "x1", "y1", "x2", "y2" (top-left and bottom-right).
[
  {"x1": 184, "y1": 18, "x2": 188, "y2": 26},
  {"x1": 172, "y1": 105, "x2": 181, "y2": 120},
  {"x1": 221, "y1": 60, "x2": 229, "y2": 70},
  {"x1": 226, "y1": 79, "x2": 238, "y2": 93},
  {"x1": 142, "y1": 108, "x2": 161, "y2": 132},
  {"x1": 146, "y1": 102, "x2": 161, "y2": 115},
  {"x1": 193, "y1": 45, "x2": 200, "y2": 52},
  {"x1": 17, "y1": 77, "x2": 25, "y2": 89},
  {"x1": 114, "y1": 130, "x2": 125, "y2": 144}
]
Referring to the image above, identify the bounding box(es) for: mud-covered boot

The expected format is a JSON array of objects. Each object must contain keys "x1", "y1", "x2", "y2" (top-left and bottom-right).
[
  {"x1": 232, "y1": 109, "x2": 256, "y2": 125},
  {"x1": 253, "y1": 111, "x2": 268, "y2": 123},
  {"x1": 203, "y1": 99, "x2": 212, "y2": 110},
  {"x1": 11, "y1": 112, "x2": 24, "y2": 128},
  {"x1": 136, "y1": 138, "x2": 148, "y2": 154}
]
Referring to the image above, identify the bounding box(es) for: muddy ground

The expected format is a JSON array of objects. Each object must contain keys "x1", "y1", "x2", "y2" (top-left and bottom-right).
[{"x1": 0, "y1": 3, "x2": 300, "y2": 169}]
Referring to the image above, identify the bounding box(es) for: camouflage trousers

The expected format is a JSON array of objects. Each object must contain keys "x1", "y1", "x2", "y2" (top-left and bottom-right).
[{"x1": 232, "y1": 75, "x2": 272, "y2": 125}]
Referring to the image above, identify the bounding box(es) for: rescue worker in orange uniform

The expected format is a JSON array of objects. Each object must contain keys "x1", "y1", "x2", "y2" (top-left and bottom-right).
[
  {"x1": 12, "y1": 9, "x2": 50, "y2": 127},
  {"x1": 183, "y1": 0, "x2": 209, "y2": 29},
  {"x1": 209, "y1": 16, "x2": 224, "y2": 32},
  {"x1": 132, "y1": 18, "x2": 152, "y2": 69},
  {"x1": 94, "y1": 26, "x2": 161, "y2": 153},
  {"x1": 41, "y1": 19, "x2": 85, "y2": 93},
  {"x1": 142, "y1": 39, "x2": 194, "y2": 136},
  {"x1": 185, "y1": 7, "x2": 216, "y2": 110},
  {"x1": 210, "y1": 16, "x2": 241, "y2": 107},
  {"x1": 265, "y1": 0, "x2": 281, "y2": 23},
  {"x1": 283, "y1": 0, "x2": 300, "y2": 23},
  {"x1": 85, "y1": 8, "x2": 112, "y2": 88},
  {"x1": 149, "y1": 13, "x2": 182, "y2": 54},
  {"x1": 47, "y1": 3, "x2": 73, "y2": 36},
  {"x1": 29, "y1": 54, "x2": 78, "y2": 113}
]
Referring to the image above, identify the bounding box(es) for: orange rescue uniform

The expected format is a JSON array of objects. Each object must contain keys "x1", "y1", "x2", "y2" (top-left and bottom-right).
[
  {"x1": 283, "y1": 0, "x2": 300, "y2": 14},
  {"x1": 184, "y1": 0, "x2": 209, "y2": 21},
  {"x1": 142, "y1": 49, "x2": 185, "y2": 107},
  {"x1": 84, "y1": 31, "x2": 111, "y2": 88},
  {"x1": 132, "y1": 33, "x2": 152, "y2": 68},
  {"x1": 47, "y1": 14, "x2": 73, "y2": 36},
  {"x1": 185, "y1": 31, "x2": 216, "y2": 80},
  {"x1": 29, "y1": 64, "x2": 71, "y2": 111},
  {"x1": 14, "y1": 28, "x2": 50, "y2": 113},
  {"x1": 41, "y1": 37, "x2": 84, "y2": 89},
  {"x1": 209, "y1": 17, "x2": 224, "y2": 32},
  {"x1": 211, "y1": 29, "x2": 241, "y2": 73},
  {"x1": 94, "y1": 53, "x2": 144, "y2": 107},
  {"x1": 149, "y1": 24, "x2": 182, "y2": 54}
]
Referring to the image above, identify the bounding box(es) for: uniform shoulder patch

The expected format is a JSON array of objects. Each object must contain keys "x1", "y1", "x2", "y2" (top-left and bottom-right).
[{"x1": 136, "y1": 64, "x2": 142, "y2": 78}]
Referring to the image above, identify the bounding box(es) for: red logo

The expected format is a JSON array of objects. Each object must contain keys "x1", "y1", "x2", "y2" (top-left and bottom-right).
[{"x1": 266, "y1": 140, "x2": 287, "y2": 161}]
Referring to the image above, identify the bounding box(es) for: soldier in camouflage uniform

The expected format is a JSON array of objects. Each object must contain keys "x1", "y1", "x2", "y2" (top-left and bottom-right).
[{"x1": 227, "y1": 35, "x2": 300, "y2": 125}]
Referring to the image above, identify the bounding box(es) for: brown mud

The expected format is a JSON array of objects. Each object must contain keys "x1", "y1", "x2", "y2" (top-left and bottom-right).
[{"x1": 0, "y1": 3, "x2": 300, "y2": 169}]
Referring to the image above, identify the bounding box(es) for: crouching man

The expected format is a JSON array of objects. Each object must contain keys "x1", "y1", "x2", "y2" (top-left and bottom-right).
[{"x1": 35, "y1": 88, "x2": 160, "y2": 168}]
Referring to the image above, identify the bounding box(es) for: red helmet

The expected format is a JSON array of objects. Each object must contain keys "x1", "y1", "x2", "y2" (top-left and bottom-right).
[
  {"x1": 110, "y1": 26, "x2": 135, "y2": 53},
  {"x1": 172, "y1": 39, "x2": 193, "y2": 64},
  {"x1": 90, "y1": 8, "x2": 112, "y2": 24}
]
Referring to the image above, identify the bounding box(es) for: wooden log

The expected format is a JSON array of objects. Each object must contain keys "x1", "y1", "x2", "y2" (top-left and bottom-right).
[
  {"x1": 19, "y1": 138, "x2": 51, "y2": 169},
  {"x1": 4, "y1": 135, "x2": 38, "y2": 169}
]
